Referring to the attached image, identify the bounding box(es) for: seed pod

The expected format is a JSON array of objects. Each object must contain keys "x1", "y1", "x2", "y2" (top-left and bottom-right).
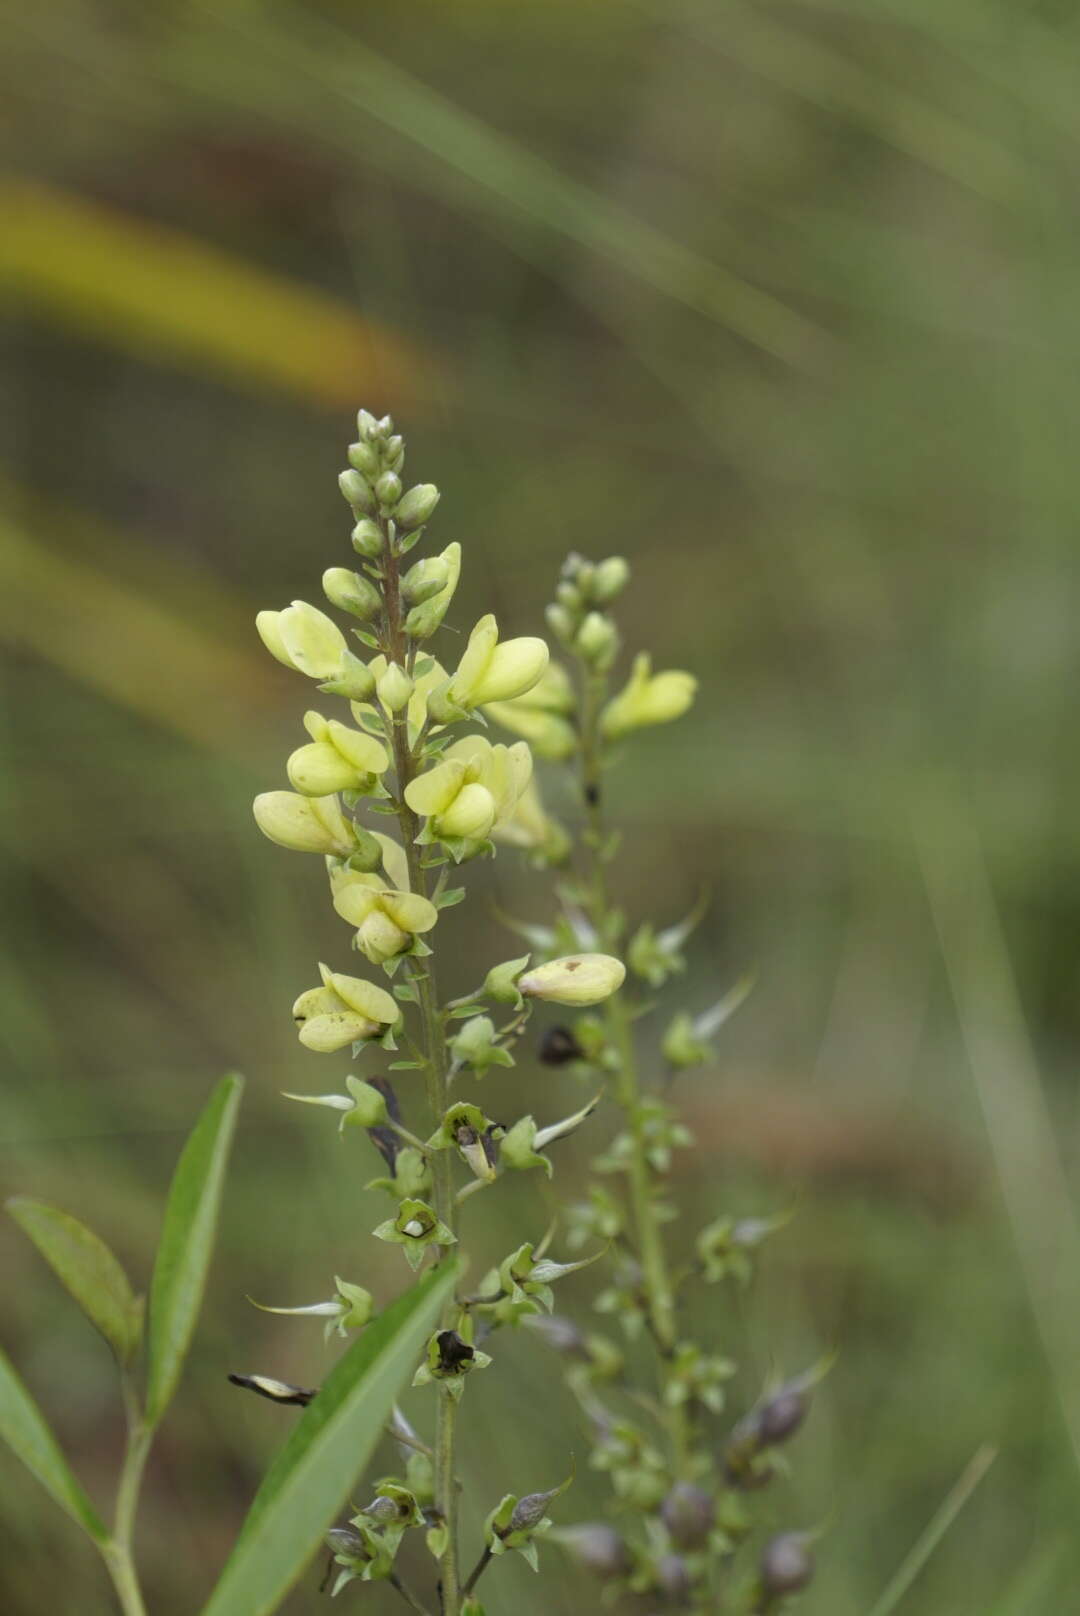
[
  {"x1": 759, "y1": 1387, "x2": 808, "y2": 1446},
  {"x1": 761, "y1": 1532, "x2": 814, "y2": 1597},
  {"x1": 538, "y1": 1025, "x2": 585, "y2": 1065},
  {"x1": 660, "y1": 1481, "x2": 713, "y2": 1549}
]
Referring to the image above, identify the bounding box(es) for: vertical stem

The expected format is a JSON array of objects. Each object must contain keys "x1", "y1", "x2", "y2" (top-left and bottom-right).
[
  {"x1": 579, "y1": 668, "x2": 691, "y2": 1476},
  {"x1": 381, "y1": 526, "x2": 461, "y2": 1616},
  {"x1": 102, "y1": 1377, "x2": 152, "y2": 1616}
]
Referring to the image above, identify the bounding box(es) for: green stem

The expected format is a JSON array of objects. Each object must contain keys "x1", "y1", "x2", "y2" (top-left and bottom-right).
[
  {"x1": 102, "y1": 1377, "x2": 152, "y2": 1616},
  {"x1": 578, "y1": 666, "x2": 692, "y2": 1477},
  {"x1": 381, "y1": 521, "x2": 462, "y2": 1616}
]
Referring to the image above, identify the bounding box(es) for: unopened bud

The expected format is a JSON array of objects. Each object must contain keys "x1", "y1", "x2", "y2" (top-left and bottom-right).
[
  {"x1": 377, "y1": 662, "x2": 413, "y2": 713},
  {"x1": 394, "y1": 483, "x2": 441, "y2": 530},
  {"x1": 375, "y1": 470, "x2": 402, "y2": 508},
  {"x1": 339, "y1": 469, "x2": 375, "y2": 513},
  {"x1": 575, "y1": 611, "x2": 618, "y2": 669},
  {"x1": 661, "y1": 1482, "x2": 713, "y2": 1549},
  {"x1": 760, "y1": 1533, "x2": 814, "y2": 1597},
  {"x1": 351, "y1": 518, "x2": 383, "y2": 559},
  {"x1": 545, "y1": 603, "x2": 575, "y2": 644},
  {"x1": 759, "y1": 1388, "x2": 808, "y2": 1446},
  {"x1": 347, "y1": 440, "x2": 379, "y2": 476},
  {"x1": 591, "y1": 556, "x2": 630, "y2": 603},
  {"x1": 323, "y1": 567, "x2": 381, "y2": 620},
  {"x1": 519, "y1": 953, "x2": 626, "y2": 1007},
  {"x1": 403, "y1": 555, "x2": 450, "y2": 605},
  {"x1": 656, "y1": 1554, "x2": 692, "y2": 1602}
]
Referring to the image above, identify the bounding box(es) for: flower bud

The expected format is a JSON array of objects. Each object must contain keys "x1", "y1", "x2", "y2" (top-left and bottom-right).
[
  {"x1": 351, "y1": 517, "x2": 384, "y2": 559},
  {"x1": 402, "y1": 555, "x2": 450, "y2": 605},
  {"x1": 405, "y1": 542, "x2": 461, "y2": 639},
  {"x1": 575, "y1": 611, "x2": 618, "y2": 669},
  {"x1": 656, "y1": 1554, "x2": 692, "y2": 1602},
  {"x1": 591, "y1": 555, "x2": 630, "y2": 603},
  {"x1": 544, "y1": 602, "x2": 575, "y2": 644},
  {"x1": 449, "y1": 614, "x2": 549, "y2": 708},
  {"x1": 347, "y1": 439, "x2": 379, "y2": 476},
  {"x1": 759, "y1": 1388, "x2": 808, "y2": 1445},
  {"x1": 661, "y1": 1482, "x2": 713, "y2": 1549},
  {"x1": 375, "y1": 470, "x2": 402, "y2": 508},
  {"x1": 600, "y1": 653, "x2": 697, "y2": 741},
  {"x1": 339, "y1": 469, "x2": 375, "y2": 513},
  {"x1": 760, "y1": 1533, "x2": 814, "y2": 1597},
  {"x1": 377, "y1": 661, "x2": 413, "y2": 713},
  {"x1": 322, "y1": 567, "x2": 380, "y2": 620},
  {"x1": 385, "y1": 433, "x2": 405, "y2": 469},
  {"x1": 394, "y1": 482, "x2": 440, "y2": 530},
  {"x1": 518, "y1": 953, "x2": 626, "y2": 1007},
  {"x1": 253, "y1": 791, "x2": 355, "y2": 857}
]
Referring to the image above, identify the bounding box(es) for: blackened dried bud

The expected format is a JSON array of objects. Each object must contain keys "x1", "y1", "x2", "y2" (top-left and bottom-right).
[
  {"x1": 538, "y1": 1025, "x2": 585, "y2": 1066},
  {"x1": 366, "y1": 1076, "x2": 402, "y2": 1168},
  {"x1": 227, "y1": 1373, "x2": 317, "y2": 1407},
  {"x1": 656, "y1": 1554, "x2": 693, "y2": 1603},
  {"x1": 759, "y1": 1388, "x2": 808, "y2": 1446},
  {"x1": 525, "y1": 1313, "x2": 587, "y2": 1355},
  {"x1": 559, "y1": 1523, "x2": 631, "y2": 1580},
  {"x1": 660, "y1": 1481, "x2": 714, "y2": 1549},
  {"x1": 761, "y1": 1533, "x2": 814, "y2": 1597},
  {"x1": 436, "y1": 1330, "x2": 475, "y2": 1373}
]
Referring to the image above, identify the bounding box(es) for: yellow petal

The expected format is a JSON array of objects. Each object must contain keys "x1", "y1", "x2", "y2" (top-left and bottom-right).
[
  {"x1": 256, "y1": 610, "x2": 296, "y2": 669},
  {"x1": 278, "y1": 601, "x2": 348, "y2": 680},
  {"x1": 325, "y1": 720, "x2": 389, "y2": 775},
  {"x1": 326, "y1": 971, "x2": 399, "y2": 1025},
  {"x1": 467, "y1": 636, "x2": 549, "y2": 706},
  {"x1": 404, "y1": 759, "x2": 467, "y2": 818},
  {"x1": 332, "y1": 882, "x2": 382, "y2": 926},
  {"x1": 253, "y1": 791, "x2": 353, "y2": 856},
  {"x1": 287, "y1": 741, "x2": 365, "y2": 796},
  {"x1": 382, "y1": 891, "x2": 439, "y2": 933},
  {"x1": 437, "y1": 782, "x2": 496, "y2": 840},
  {"x1": 298, "y1": 1012, "x2": 377, "y2": 1052}
]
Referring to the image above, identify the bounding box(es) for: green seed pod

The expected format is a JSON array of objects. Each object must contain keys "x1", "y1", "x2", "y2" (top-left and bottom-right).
[
  {"x1": 322, "y1": 567, "x2": 381, "y2": 621},
  {"x1": 339, "y1": 469, "x2": 375, "y2": 513}
]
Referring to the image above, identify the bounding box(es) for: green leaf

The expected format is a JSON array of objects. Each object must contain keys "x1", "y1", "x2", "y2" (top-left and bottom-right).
[
  {"x1": 0, "y1": 1348, "x2": 108, "y2": 1542},
  {"x1": 7, "y1": 1197, "x2": 142, "y2": 1365},
  {"x1": 201, "y1": 1260, "x2": 457, "y2": 1616},
  {"x1": 145, "y1": 1073, "x2": 243, "y2": 1429}
]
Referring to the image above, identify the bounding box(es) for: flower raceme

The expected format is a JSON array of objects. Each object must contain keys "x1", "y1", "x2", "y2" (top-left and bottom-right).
[{"x1": 292, "y1": 963, "x2": 400, "y2": 1052}]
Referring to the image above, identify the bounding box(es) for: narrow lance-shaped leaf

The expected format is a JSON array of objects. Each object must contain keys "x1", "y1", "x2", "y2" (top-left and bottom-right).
[
  {"x1": 6, "y1": 1197, "x2": 142, "y2": 1365},
  {"x1": 0, "y1": 1348, "x2": 108, "y2": 1542},
  {"x1": 201, "y1": 1260, "x2": 457, "y2": 1616},
  {"x1": 145, "y1": 1073, "x2": 243, "y2": 1428}
]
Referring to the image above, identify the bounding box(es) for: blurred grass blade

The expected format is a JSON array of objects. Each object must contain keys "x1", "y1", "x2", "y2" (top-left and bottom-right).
[
  {"x1": 0, "y1": 177, "x2": 426, "y2": 408},
  {"x1": 201, "y1": 1260, "x2": 457, "y2": 1616},
  {"x1": 866, "y1": 1444, "x2": 997, "y2": 1616},
  {"x1": 6, "y1": 1197, "x2": 142, "y2": 1366},
  {"x1": 0, "y1": 1348, "x2": 108, "y2": 1542},
  {"x1": 145, "y1": 1074, "x2": 243, "y2": 1428}
]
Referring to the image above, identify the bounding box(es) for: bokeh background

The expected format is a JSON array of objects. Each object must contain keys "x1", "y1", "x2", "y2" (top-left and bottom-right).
[{"x1": 3, "y1": 2, "x2": 1080, "y2": 1612}]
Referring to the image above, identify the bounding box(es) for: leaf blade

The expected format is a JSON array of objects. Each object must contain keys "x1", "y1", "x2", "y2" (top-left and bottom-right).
[
  {"x1": 201, "y1": 1261, "x2": 457, "y2": 1616},
  {"x1": 7, "y1": 1197, "x2": 141, "y2": 1365},
  {"x1": 145, "y1": 1073, "x2": 243, "y2": 1428},
  {"x1": 0, "y1": 1348, "x2": 108, "y2": 1542}
]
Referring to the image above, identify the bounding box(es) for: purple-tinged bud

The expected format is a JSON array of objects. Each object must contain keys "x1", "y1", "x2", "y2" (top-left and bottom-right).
[
  {"x1": 759, "y1": 1388, "x2": 808, "y2": 1445},
  {"x1": 558, "y1": 1523, "x2": 631, "y2": 1580},
  {"x1": 761, "y1": 1533, "x2": 814, "y2": 1597},
  {"x1": 660, "y1": 1481, "x2": 713, "y2": 1549},
  {"x1": 656, "y1": 1554, "x2": 692, "y2": 1603}
]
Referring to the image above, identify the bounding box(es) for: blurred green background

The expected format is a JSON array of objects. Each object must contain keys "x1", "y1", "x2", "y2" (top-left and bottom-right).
[{"x1": 3, "y1": 1, "x2": 1080, "y2": 1611}]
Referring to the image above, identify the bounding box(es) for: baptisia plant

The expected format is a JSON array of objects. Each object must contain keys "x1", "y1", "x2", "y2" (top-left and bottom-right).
[
  {"x1": 245, "y1": 410, "x2": 626, "y2": 1615},
  {"x1": 486, "y1": 551, "x2": 827, "y2": 1614}
]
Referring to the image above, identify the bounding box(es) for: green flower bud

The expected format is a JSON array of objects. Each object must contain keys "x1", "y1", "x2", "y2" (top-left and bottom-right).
[
  {"x1": 339, "y1": 469, "x2": 375, "y2": 513},
  {"x1": 351, "y1": 517, "x2": 384, "y2": 559},
  {"x1": 518, "y1": 953, "x2": 626, "y2": 1007},
  {"x1": 591, "y1": 555, "x2": 630, "y2": 603},
  {"x1": 402, "y1": 555, "x2": 451, "y2": 605},
  {"x1": 347, "y1": 439, "x2": 380, "y2": 476},
  {"x1": 375, "y1": 470, "x2": 402, "y2": 508},
  {"x1": 575, "y1": 611, "x2": 618, "y2": 670},
  {"x1": 377, "y1": 661, "x2": 413, "y2": 714},
  {"x1": 322, "y1": 567, "x2": 381, "y2": 620},
  {"x1": 405, "y1": 542, "x2": 461, "y2": 639},
  {"x1": 394, "y1": 482, "x2": 440, "y2": 530},
  {"x1": 544, "y1": 602, "x2": 575, "y2": 644}
]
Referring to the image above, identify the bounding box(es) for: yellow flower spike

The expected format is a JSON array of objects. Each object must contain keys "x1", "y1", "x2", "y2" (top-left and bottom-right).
[
  {"x1": 253, "y1": 791, "x2": 356, "y2": 856},
  {"x1": 518, "y1": 953, "x2": 627, "y2": 1006},
  {"x1": 599, "y1": 653, "x2": 697, "y2": 741},
  {"x1": 447, "y1": 613, "x2": 549, "y2": 709},
  {"x1": 286, "y1": 715, "x2": 389, "y2": 797}
]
